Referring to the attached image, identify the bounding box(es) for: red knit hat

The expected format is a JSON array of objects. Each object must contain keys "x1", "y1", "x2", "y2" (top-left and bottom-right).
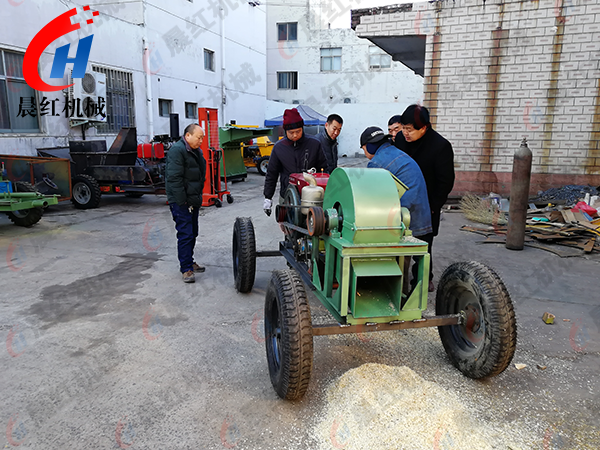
[{"x1": 283, "y1": 108, "x2": 304, "y2": 130}]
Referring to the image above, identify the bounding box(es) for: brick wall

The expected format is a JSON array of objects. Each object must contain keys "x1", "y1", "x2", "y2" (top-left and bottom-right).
[{"x1": 355, "y1": 0, "x2": 600, "y2": 196}]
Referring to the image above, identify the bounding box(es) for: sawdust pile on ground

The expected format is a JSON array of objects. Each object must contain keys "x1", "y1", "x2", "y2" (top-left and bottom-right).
[{"x1": 314, "y1": 363, "x2": 526, "y2": 450}]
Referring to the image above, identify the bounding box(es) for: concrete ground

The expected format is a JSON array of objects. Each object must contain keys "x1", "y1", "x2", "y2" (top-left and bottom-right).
[{"x1": 1, "y1": 158, "x2": 599, "y2": 449}]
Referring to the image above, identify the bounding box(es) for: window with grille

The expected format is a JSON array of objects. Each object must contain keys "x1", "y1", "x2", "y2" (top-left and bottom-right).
[
  {"x1": 320, "y1": 48, "x2": 342, "y2": 72},
  {"x1": 92, "y1": 65, "x2": 135, "y2": 133},
  {"x1": 369, "y1": 46, "x2": 392, "y2": 69},
  {"x1": 277, "y1": 23, "x2": 297, "y2": 41},
  {"x1": 204, "y1": 49, "x2": 215, "y2": 72},
  {"x1": 185, "y1": 102, "x2": 197, "y2": 119},
  {"x1": 0, "y1": 49, "x2": 40, "y2": 133},
  {"x1": 277, "y1": 72, "x2": 298, "y2": 90}
]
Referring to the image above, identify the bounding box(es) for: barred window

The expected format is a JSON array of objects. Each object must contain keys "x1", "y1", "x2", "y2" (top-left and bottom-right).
[
  {"x1": 277, "y1": 72, "x2": 298, "y2": 90},
  {"x1": 92, "y1": 65, "x2": 135, "y2": 133},
  {"x1": 0, "y1": 49, "x2": 40, "y2": 133}
]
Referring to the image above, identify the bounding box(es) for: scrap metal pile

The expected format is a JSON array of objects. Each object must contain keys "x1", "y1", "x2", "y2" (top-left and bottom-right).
[{"x1": 460, "y1": 185, "x2": 600, "y2": 257}]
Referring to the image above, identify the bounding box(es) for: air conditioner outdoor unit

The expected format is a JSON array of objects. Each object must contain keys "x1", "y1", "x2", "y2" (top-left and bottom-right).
[{"x1": 70, "y1": 71, "x2": 107, "y2": 123}]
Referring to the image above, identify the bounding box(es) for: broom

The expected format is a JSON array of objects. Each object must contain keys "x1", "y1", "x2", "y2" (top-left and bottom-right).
[{"x1": 459, "y1": 194, "x2": 508, "y2": 226}]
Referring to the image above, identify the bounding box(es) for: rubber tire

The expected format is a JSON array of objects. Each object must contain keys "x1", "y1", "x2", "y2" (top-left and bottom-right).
[
  {"x1": 257, "y1": 156, "x2": 269, "y2": 176},
  {"x1": 7, "y1": 181, "x2": 44, "y2": 227},
  {"x1": 227, "y1": 194, "x2": 234, "y2": 204},
  {"x1": 71, "y1": 174, "x2": 102, "y2": 209},
  {"x1": 215, "y1": 199, "x2": 222, "y2": 208},
  {"x1": 125, "y1": 193, "x2": 144, "y2": 198},
  {"x1": 232, "y1": 217, "x2": 257, "y2": 293},
  {"x1": 265, "y1": 270, "x2": 313, "y2": 400},
  {"x1": 436, "y1": 261, "x2": 517, "y2": 379}
]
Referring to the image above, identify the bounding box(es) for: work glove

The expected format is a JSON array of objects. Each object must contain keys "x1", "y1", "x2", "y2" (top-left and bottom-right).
[{"x1": 263, "y1": 198, "x2": 273, "y2": 217}]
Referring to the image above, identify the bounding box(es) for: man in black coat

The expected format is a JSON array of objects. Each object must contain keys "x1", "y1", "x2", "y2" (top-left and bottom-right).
[
  {"x1": 316, "y1": 114, "x2": 343, "y2": 173},
  {"x1": 263, "y1": 108, "x2": 328, "y2": 215},
  {"x1": 166, "y1": 123, "x2": 207, "y2": 283},
  {"x1": 389, "y1": 105, "x2": 455, "y2": 291}
]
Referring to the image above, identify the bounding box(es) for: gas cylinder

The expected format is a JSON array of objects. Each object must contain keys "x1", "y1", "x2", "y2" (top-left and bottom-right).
[{"x1": 301, "y1": 173, "x2": 324, "y2": 214}]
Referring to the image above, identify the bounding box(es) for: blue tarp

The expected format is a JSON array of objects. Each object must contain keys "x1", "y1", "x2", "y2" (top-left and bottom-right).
[{"x1": 264, "y1": 105, "x2": 327, "y2": 127}]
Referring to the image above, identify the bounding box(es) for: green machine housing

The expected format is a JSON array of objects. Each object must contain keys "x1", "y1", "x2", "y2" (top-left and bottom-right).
[{"x1": 295, "y1": 168, "x2": 430, "y2": 325}]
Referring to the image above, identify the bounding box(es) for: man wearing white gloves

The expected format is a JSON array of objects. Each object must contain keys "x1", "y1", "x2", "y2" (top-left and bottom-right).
[{"x1": 263, "y1": 108, "x2": 328, "y2": 215}]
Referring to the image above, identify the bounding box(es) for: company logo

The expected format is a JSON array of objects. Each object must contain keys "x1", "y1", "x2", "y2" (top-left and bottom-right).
[
  {"x1": 115, "y1": 416, "x2": 136, "y2": 449},
  {"x1": 143, "y1": 42, "x2": 165, "y2": 75},
  {"x1": 8, "y1": 0, "x2": 26, "y2": 6},
  {"x1": 23, "y1": 6, "x2": 99, "y2": 91},
  {"x1": 414, "y1": 11, "x2": 435, "y2": 35},
  {"x1": 6, "y1": 414, "x2": 27, "y2": 447},
  {"x1": 6, "y1": 241, "x2": 27, "y2": 272},
  {"x1": 220, "y1": 415, "x2": 241, "y2": 448},
  {"x1": 142, "y1": 218, "x2": 164, "y2": 252},
  {"x1": 434, "y1": 425, "x2": 456, "y2": 449},
  {"x1": 569, "y1": 318, "x2": 590, "y2": 352},
  {"x1": 251, "y1": 312, "x2": 265, "y2": 344},
  {"x1": 142, "y1": 307, "x2": 163, "y2": 341},
  {"x1": 278, "y1": 39, "x2": 299, "y2": 60},
  {"x1": 330, "y1": 416, "x2": 351, "y2": 449},
  {"x1": 523, "y1": 100, "x2": 544, "y2": 131}
]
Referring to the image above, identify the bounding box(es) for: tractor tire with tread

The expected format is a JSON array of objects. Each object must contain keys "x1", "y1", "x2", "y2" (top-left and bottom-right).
[
  {"x1": 7, "y1": 181, "x2": 44, "y2": 227},
  {"x1": 436, "y1": 261, "x2": 517, "y2": 379},
  {"x1": 232, "y1": 217, "x2": 256, "y2": 293},
  {"x1": 265, "y1": 269, "x2": 313, "y2": 400},
  {"x1": 257, "y1": 156, "x2": 269, "y2": 176},
  {"x1": 71, "y1": 174, "x2": 102, "y2": 209}
]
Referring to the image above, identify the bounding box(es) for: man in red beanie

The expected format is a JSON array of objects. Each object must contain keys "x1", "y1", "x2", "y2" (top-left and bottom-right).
[{"x1": 263, "y1": 108, "x2": 328, "y2": 215}]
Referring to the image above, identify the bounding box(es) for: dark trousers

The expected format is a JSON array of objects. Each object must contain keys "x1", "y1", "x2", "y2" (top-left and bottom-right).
[
  {"x1": 170, "y1": 203, "x2": 199, "y2": 273},
  {"x1": 411, "y1": 209, "x2": 440, "y2": 283}
]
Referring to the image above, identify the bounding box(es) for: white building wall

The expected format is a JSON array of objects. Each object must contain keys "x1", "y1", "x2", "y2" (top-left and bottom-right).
[
  {"x1": 266, "y1": 1, "x2": 424, "y2": 155},
  {"x1": 0, "y1": 0, "x2": 266, "y2": 156}
]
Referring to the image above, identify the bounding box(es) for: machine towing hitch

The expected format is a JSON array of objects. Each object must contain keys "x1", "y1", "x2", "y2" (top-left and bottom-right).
[{"x1": 232, "y1": 168, "x2": 517, "y2": 400}]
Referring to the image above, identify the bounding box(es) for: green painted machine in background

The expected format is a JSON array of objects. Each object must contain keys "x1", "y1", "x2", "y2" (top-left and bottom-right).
[
  {"x1": 232, "y1": 167, "x2": 517, "y2": 400},
  {"x1": 1, "y1": 163, "x2": 59, "y2": 227},
  {"x1": 218, "y1": 126, "x2": 273, "y2": 182}
]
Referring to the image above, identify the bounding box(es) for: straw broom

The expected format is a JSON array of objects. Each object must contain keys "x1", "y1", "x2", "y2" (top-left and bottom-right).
[{"x1": 459, "y1": 194, "x2": 508, "y2": 226}]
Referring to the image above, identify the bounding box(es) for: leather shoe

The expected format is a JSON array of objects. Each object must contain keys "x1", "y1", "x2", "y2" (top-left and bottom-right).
[
  {"x1": 183, "y1": 270, "x2": 195, "y2": 283},
  {"x1": 192, "y1": 263, "x2": 205, "y2": 273}
]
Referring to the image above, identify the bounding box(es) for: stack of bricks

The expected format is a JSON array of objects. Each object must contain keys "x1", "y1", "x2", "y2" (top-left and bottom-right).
[{"x1": 355, "y1": 0, "x2": 600, "y2": 196}]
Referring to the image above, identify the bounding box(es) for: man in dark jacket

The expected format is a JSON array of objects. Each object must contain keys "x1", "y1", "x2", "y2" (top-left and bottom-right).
[
  {"x1": 263, "y1": 108, "x2": 328, "y2": 215},
  {"x1": 360, "y1": 126, "x2": 432, "y2": 238},
  {"x1": 166, "y1": 123, "x2": 207, "y2": 283},
  {"x1": 316, "y1": 114, "x2": 343, "y2": 173},
  {"x1": 389, "y1": 105, "x2": 455, "y2": 291}
]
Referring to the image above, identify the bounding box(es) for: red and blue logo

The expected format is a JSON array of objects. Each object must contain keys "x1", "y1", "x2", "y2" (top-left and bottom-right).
[{"x1": 23, "y1": 6, "x2": 99, "y2": 92}]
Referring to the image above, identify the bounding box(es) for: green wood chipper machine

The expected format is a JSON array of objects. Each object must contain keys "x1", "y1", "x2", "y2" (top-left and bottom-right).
[{"x1": 232, "y1": 167, "x2": 517, "y2": 400}]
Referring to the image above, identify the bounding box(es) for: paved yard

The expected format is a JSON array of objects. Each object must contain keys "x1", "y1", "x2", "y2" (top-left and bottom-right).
[{"x1": 1, "y1": 160, "x2": 599, "y2": 449}]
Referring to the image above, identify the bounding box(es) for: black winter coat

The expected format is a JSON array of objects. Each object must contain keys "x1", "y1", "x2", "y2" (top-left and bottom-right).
[
  {"x1": 263, "y1": 133, "x2": 328, "y2": 199},
  {"x1": 165, "y1": 138, "x2": 207, "y2": 207},
  {"x1": 316, "y1": 128, "x2": 338, "y2": 173},
  {"x1": 392, "y1": 128, "x2": 455, "y2": 214}
]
